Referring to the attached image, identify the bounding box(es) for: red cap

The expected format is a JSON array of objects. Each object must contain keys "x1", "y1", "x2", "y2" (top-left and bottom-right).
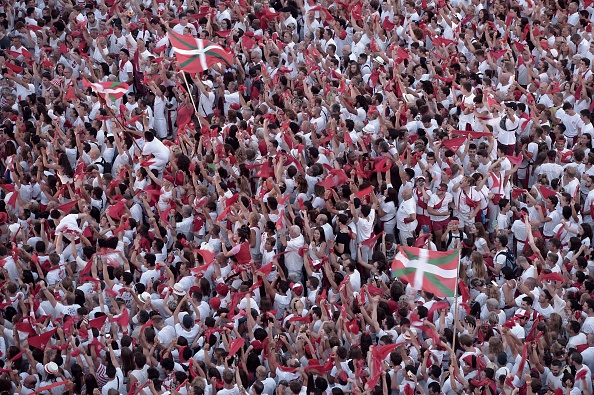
[
  {"x1": 216, "y1": 283, "x2": 229, "y2": 296},
  {"x1": 209, "y1": 297, "x2": 221, "y2": 310},
  {"x1": 290, "y1": 282, "x2": 304, "y2": 295},
  {"x1": 251, "y1": 339, "x2": 264, "y2": 350}
]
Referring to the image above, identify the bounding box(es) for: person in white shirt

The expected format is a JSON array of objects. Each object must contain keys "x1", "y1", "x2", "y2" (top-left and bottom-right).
[
  {"x1": 582, "y1": 299, "x2": 594, "y2": 333},
  {"x1": 118, "y1": 49, "x2": 134, "y2": 92},
  {"x1": 350, "y1": 196, "x2": 376, "y2": 262},
  {"x1": 556, "y1": 103, "x2": 581, "y2": 145},
  {"x1": 582, "y1": 334, "x2": 594, "y2": 375},
  {"x1": 172, "y1": 13, "x2": 197, "y2": 36},
  {"x1": 396, "y1": 187, "x2": 417, "y2": 245},
  {"x1": 497, "y1": 102, "x2": 521, "y2": 154},
  {"x1": 141, "y1": 131, "x2": 171, "y2": 174},
  {"x1": 192, "y1": 77, "x2": 215, "y2": 117},
  {"x1": 277, "y1": 225, "x2": 304, "y2": 281},
  {"x1": 567, "y1": 321, "x2": 587, "y2": 350}
]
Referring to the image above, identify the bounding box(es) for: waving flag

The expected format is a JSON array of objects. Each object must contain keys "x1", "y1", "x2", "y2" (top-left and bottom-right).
[
  {"x1": 168, "y1": 30, "x2": 233, "y2": 73},
  {"x1": 391, "y1": 247, "x2": 459, "y2": 297},
  {"x1": 82, "y1": 78, "x2": 129, "y2": 101}
]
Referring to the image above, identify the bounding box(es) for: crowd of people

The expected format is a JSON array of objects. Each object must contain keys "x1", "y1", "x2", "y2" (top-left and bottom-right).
[{"x1": 1, "y1": 0, "x2": 594, "y2": 394}]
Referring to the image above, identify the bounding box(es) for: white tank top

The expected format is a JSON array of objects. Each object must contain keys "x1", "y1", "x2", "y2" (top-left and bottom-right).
[{"x1": 250, "y1": 225, "x2": 262, "y2": 257}]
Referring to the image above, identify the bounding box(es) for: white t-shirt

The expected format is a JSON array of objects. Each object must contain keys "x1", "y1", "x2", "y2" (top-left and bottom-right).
[
  {"x1": 396, "y1": 198, "x2": 417, "y2": 231},
  {"x1": 142, "y1": 138, "x2": 171, "y2": 169},
  {"x1": 355, "y1": 210, "x2": 376, "y2": 242}
]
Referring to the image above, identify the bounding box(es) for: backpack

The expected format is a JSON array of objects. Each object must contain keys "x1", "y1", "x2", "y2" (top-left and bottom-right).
[
  {"x1": 97, "y1": 157, "x2": 112, "y2": 174},
  {"x1": 446, "y1": 230, "x2": 465, "y2": 248},
  {"x1": 97, "y1": 149, "x2": 118, "y2": 175},
  {"x1": 495, "y1": 248, "x2": 520, "y2": 277},
  {"x1": 499, "y1": 115, "x2": 518, "y2": 132}
]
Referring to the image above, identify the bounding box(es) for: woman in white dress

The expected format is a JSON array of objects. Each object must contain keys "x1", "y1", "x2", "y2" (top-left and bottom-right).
[
  {"x1": 146, "y1": 170, "x2": 176, "y2": 213},
  {"x1": 373, "y1": 186, "x2": 398, "y2": 237},
  {"x1": 146, "y1": 81, "x2": 168, "y2": 139}
]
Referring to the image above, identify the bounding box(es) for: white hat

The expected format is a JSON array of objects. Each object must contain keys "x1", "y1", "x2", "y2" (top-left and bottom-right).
[
  {"x1": 200, "y1": 242, "x2": 214, "y2": 252},
  {"x1": 172, "y1": 283, "x2": 186, "y2": 297},
  {"x1": 203, "y1": 80, "x2": 214, "y2": 89},
  {"x1": 549, "y1": 48, "x2": 558, "y2": 58},
  {"x1": 403, "y1": 330, "x2": 413, "y2": 341},
  {"x1": 363, "y1": 124, "x2": 375, "y2": 133},
  {"x1": 374, "y1": 56, "x2": 385, "y2": 65},
  {"x1": 403, "y1": 93, "x2": 416, "y2": 106},
  {"x1": 45, "y1": 362, "x2": 59, "y2": 375},
  {"x1": 139, "y1": 292, "x2": 151, "y2": 304},
  {"x1": 285, "y1": 16, "x2": 297, "y2": 28},
  {"x1": 8, "y1": 223, "x2": 19, "y2": 235},
  {"x1": 233, "y1": 21, "x2": 246, "y2": 32},
  {"x1": 495, "y1": 366, "x2": 510, "y2": 379}
]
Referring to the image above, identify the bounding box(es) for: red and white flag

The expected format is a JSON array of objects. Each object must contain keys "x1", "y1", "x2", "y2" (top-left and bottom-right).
[
  {"x1": 391, "y1": 247, "x2": 459, "y2": 297},
  {"x1": 82, "y1": 78, "x2": 129, "y2": 101},
  {"x1": 168, "y1": 30, "x2": 233, "y2": 73}
]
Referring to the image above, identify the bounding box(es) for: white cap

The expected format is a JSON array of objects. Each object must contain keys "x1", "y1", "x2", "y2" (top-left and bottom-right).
[
  {"x1": 203, "y1": 80, "x2": 214, "y2": 89},
  {"x1": 549, "y1": 48, "x2": 558, "y2": 58}
]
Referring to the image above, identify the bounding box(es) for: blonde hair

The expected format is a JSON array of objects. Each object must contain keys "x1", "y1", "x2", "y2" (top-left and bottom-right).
[
  {"x1": 470, "y1": 251, "x2": 487, "y2": 279},
  {"x1": 488, "y1": 336, "x2": 504, "y2": 355}
]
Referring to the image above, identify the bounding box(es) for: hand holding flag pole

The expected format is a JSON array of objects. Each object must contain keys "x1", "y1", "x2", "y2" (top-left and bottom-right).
[{"x1": 178, "y1": 71, "x2": 203, "y2": 129}]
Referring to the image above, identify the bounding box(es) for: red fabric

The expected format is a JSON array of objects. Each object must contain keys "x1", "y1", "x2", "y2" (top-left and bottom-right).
[
  {"x1": 355, "y1": 186, "x2": 374, "y2": 199},
  {"x1": 540, "y1": 272, "x2": 565, "y2": 283},
  {"x1": 195, "y1": 249, "x2": 215, "y2": 264},
  {"x1": 442, "y1": 136, "x2": 466, "y2": 152},
  {"x1": 362, "y1": 232, "x2": 382, "y2": 248},
  {"x1": 538, "y1": 185, "x2": 556, "y2": 199},
  {"x1": 414, "y1": 233, "x2": 432, "y2": 248},
  {"x1": 28, "y1": 329, "x2": 57, "y2": 349},
  {"x1": 228, "y1": 338, "x2": 245, "y2": 357},
  {"x1": 55, "y1": 200, "x2": 78, "y2": 213},
  {"x1": 88, "y1": 314, "x2": 108, "y2": 329}
]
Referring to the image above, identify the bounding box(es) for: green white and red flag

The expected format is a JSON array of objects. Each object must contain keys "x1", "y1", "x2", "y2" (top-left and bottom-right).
[
  {"x1": 82, "y1": 78, "x2": 129, "y2": 101},
  {"x1": 391, "y1": 247, "x2": 459, "y2": 297},
  {"x1": 168, "y1": 30, "x2": 233, "y2": 73}
]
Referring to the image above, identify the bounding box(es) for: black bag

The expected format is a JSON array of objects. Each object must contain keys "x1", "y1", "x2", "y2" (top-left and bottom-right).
[{"x1": 495, "y1": 248, "x2": 520, "y2": 277}]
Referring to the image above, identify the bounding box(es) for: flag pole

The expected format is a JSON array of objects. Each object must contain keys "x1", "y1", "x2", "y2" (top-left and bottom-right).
[
  {"x1": 179, "y1": 71, "x2": 202, "y2": 128},
  {"x1": 451, "y1": 248, "x2": 461, "y2": 355}
]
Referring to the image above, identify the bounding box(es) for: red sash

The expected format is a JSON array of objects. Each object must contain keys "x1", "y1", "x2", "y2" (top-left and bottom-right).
[
  {"x1": 555, "y1": 225, "x2": 567, "y2": 247},
  {"x1": 490, "y1": 172, "x2": 501, "y2": 189},
  {"x1": 416, "y1": 188, "x2": 428, "y2": 210},
  {"x1": 433, "y1": 195, "x2": 447, "y2": 210},
  {"x1": 461, "y1": 189, "x2": 477, "y2": 209}
]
